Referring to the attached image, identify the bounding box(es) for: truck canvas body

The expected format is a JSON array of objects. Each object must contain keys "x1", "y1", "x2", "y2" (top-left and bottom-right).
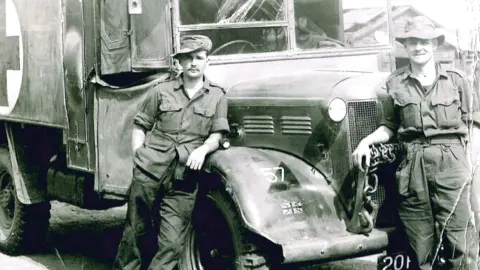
[{"x1": 0, "y1": 0, "x2": 409, "y2": 268}]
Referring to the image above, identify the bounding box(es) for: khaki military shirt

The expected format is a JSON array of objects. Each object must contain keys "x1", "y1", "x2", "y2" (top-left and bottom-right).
[
  {"x1": 132, "y1": 75, "x2": 230, "y2": 178},
  {"x1": 380, "y1": 64, "x2": 480, "y2": 141}
]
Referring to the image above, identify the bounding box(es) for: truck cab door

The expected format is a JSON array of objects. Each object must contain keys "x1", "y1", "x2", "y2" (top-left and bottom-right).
[
  {"x1": 99, "y1": 0, "x2": 171, "y2": 75},
  {"x1": 100, "y1": 0, "x2": 131, "y2": 75},
  {"x1": 129, "y1": 0, "x2": 172, "y2": 69}
]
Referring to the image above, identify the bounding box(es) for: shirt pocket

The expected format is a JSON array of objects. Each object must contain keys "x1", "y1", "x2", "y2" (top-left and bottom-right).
[
  {"x1": 431, "y1": 94, "x2": 461, "y2": 129},
  {"x1": 392, "y1": 92, "x2": 421, "y2": 129},
  {"x1": 157, "y1": 103, "x2": 183, "y2": 132},
  {"x1": 192, "y1": 105, "x2": 215, "y2": 136}
]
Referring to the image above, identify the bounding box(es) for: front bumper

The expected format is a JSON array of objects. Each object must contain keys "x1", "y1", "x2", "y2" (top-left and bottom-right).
[{"x1": 282, "y1": 227, "x2": 392, "y2": 264}]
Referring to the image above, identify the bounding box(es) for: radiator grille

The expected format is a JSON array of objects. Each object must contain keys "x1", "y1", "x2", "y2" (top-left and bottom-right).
[
  {"x1": 347, "y1": 101, "x2": 386, "y2": 208},
  {"x1": 281, "y1": 116, "x2": 312, "y2": 135},
  {"x1": 347, "y1": 101, "x2": 378, "y2": 151},
  {"x1": 243, "y1": 116, "x2": 274, "y2": 134},
  {"x1": 372, "y1": 186, "x2": 386, "y2": 206}
]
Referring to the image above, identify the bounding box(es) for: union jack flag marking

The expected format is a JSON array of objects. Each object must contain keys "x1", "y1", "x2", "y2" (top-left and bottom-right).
[{"x1": 281, "y1": 201, "x2": 303, "y2": 215}]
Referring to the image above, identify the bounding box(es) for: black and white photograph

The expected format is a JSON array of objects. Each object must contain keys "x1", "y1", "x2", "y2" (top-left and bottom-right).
[{"x1": 0, "y1": 0, "x2": 479, "y2": 269}]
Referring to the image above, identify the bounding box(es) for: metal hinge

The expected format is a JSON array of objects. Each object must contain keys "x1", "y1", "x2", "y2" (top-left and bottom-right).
[
  {"x1": 123, "y1": 29, "x2": 133, "y2": 36},
  {"x1": 68, "y1": 123, "x2": 87, "y2": 151}
]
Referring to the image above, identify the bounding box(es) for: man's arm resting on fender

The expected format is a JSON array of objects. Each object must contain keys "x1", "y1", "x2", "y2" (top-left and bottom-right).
[
  {"x1": 196, "y1": 132, "x2": 223, "y2": 155},
  {"x1": 361, "y1": 125, "x2": 395, "y2": 146},
  {"x1": 186, "y1": 132, "x2": 224, "y2": 170},
  {"x1": 132, "y1": 126, "x2": 147, "y2": 152}
]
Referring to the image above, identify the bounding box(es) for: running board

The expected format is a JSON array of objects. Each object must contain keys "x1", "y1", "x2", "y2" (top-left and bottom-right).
[{"x1": 281, "y1": 228, "x2": 392, "y2": 264}]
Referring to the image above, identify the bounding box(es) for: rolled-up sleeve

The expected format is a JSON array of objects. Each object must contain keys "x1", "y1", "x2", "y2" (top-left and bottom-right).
[
  {"x1": 379, "y1": 84, "x2": 400, "y2": 132},
  {"x1": 133, "y1": 89, "x2": 160, "y2": 131},
  {"x1": 210, "y1": 95, "x2": 230, "y2": 134},
  {"x1": 459, "y1": 75, "x2": 480, "y2": 126}
]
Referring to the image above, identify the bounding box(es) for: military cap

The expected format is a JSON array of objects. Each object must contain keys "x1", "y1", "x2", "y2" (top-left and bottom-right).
[
  {"x1": 172, "y1": 35, "x2": 213, "y2": 58},
  {"x1": 396, "y1": 16, "x2": 445, "y2": 46}
]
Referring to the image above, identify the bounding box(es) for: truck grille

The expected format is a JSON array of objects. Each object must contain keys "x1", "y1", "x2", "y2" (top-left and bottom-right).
[
  {"x1": 372, "y1": 188, "x2": 386, "y2": 206},
  {"x1": 281, "y1": 116, "x2": 312, "y2": 135},
  {"x1": 243, "y1": 116, "x2": 274, "y2": 134},
  {"x1": 347, "y1": 101, "x2": 386, "y2": 208},
  {"x1": 347, "y1": 101, "x2": 378, "y2": 151}
]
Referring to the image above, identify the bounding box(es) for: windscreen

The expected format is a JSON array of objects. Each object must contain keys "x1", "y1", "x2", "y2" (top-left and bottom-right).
[{"x1": 177, "y1": 0, "x2": 390, "y2": 56}]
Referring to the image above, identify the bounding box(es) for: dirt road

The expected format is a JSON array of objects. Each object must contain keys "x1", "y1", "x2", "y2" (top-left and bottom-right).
[
  {"x1": 1, "y1": 201, "x2": 124, "y2": 270},
  {"x1": 0, "y1": 202, "x2": 378, "y2": 270}
]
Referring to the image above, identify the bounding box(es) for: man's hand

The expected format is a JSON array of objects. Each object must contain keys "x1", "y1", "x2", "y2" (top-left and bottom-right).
[
  {"x1": 352, "y1": 140, "x2": 371, "y2": 172},
  {"x1": 132, "y1": 126, "x2": 146, "y2": 153},
  {"x1": 186, "y1": 132, "x2": 223, "y2": 170},
  {"x1": 350, "y1": 127, "x2": 393, "y2": 171},
  {"x1": 186, "y1": 146, "x2": 208, "y2": 170}
]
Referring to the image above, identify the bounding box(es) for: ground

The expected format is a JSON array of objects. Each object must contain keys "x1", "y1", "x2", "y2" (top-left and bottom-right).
[
  {"x1": 1, "y1": 201, "x2": 124, "y2": 270},
  {"x1": 0, "y1": 201, "x2": 380, "y2": 270}
]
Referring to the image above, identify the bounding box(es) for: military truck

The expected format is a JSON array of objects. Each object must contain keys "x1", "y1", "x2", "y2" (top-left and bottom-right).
[{"x1": 0, "y1": 0, "x2": 412, "y2": 269}]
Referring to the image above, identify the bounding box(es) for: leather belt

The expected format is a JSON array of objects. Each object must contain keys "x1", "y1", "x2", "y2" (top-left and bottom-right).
[{"x1": 404, "y1": 134, "x2": 463, "y2": 145}]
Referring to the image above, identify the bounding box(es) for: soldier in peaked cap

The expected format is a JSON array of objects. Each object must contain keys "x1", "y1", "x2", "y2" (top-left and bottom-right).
[
  {"x1": 114, "y1": 35, "x2": 230, "y2": 270},
  {"x1": 352, "y1": 16, "x2": 480, "y2": 269},
  {"x1": 172, "y1": 34, "x2": 213, "y2": 58}
]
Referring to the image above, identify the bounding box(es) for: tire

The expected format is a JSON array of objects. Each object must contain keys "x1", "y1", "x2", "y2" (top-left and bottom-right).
[
  {"x1": 179, "y1": 189, "x2": 279, "y2": 270},
  {"x1": 0, "y1": 146, "x2": 51, "y2": 255}
]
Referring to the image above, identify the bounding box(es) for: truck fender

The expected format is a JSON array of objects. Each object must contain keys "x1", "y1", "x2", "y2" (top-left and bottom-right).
[
  {"x1": 204, "y1": 147, "x2": 347, "y2": 245},
  {"x1": 5, "y1": 123, "x2": 47, "y2": 204}
]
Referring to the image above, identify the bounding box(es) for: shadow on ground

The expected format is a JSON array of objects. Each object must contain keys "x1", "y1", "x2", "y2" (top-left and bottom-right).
[{"x1": 23, "y1": 201, "x2": 126, "y2": 270}]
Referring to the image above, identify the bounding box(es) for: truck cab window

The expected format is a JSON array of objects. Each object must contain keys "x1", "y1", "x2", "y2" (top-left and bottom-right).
[
  {"x1": 294, "y1": 0, "x2": 346, "y2": 50},
  {"x1": 180, "y1": 28, "x2": 288, "y2": 55},
  {"x1": 178, "y1": 0, "x2": 288, "y2": 55},
  {"x1": 180, "y1": 0, "x2": 285, "y2": 24},
  {"x1": 294, "y1": 0, "x2": 389, "y2": 50}
]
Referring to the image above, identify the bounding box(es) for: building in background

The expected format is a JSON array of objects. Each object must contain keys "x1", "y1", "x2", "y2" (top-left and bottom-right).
[{"x1": 344, "y1": 5, "x2": 461, "y2": 69}]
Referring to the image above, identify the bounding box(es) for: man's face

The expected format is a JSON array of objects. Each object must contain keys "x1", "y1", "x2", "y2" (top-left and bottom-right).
[
  {"x1": 177, "y1": 50, "x2": 208, "y2": 79},
  {"x1": 404, "y1": 38, "x2": 437, "y2": 65}
]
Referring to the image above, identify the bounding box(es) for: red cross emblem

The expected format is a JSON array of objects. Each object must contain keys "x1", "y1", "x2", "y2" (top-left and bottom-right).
[{"x1": 0, "y1": 0, "x2": 22, "y2": 114}]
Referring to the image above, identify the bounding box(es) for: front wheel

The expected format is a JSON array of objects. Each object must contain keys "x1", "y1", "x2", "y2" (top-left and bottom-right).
[
  {"x1": 0, "y1": 146, "x2": 51, "y2": 255},
  {"x1": 179, "y1": 189, "x2": 279, "y2": 270}
]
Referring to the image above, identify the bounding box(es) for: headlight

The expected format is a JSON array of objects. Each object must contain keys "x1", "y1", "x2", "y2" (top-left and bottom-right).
[{"x1": 328, "y1": 98, "x2": 347, "y2": 122}]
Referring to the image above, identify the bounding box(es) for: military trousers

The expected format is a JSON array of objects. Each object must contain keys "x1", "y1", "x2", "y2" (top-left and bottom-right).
[
  {"x1": 113, "y1": 156, "x2": 198, "y2": 270},
  {"x1": 396, "y1": 141, "x2": 479, "y2": 270}
]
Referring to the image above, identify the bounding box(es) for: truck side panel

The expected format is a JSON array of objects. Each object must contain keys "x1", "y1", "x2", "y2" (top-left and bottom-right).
[{"x1": 0, "y1": 0, "x2": 67, "y2": 127}]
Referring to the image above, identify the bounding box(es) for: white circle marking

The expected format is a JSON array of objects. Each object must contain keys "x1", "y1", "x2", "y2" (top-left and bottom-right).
[{"x1": 0, "y1": 0, "x2": 23, "y2": 115}]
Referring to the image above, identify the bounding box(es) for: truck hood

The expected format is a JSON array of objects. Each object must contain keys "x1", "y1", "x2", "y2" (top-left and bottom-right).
[
  {"x1": 225, "y1": 70, "x2": 368, "y2": 100},
  {"x1": 223, "y1": 69, "x2": 391, "y2": 218}
]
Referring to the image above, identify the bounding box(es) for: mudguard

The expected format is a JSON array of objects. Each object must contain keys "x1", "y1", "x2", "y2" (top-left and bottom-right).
[
  {"x1": 204, "y1": 147, "x2": 390, "y2": 263},
  {"x1": 204, "y1": 147, "x2": 391, "y2": 263},
  {"x1": 5, "y1": 123, "x2": 46, "y2": 204},
  {"x1": 205, "y1": 147, "x2": 353, "y2": 244}
]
